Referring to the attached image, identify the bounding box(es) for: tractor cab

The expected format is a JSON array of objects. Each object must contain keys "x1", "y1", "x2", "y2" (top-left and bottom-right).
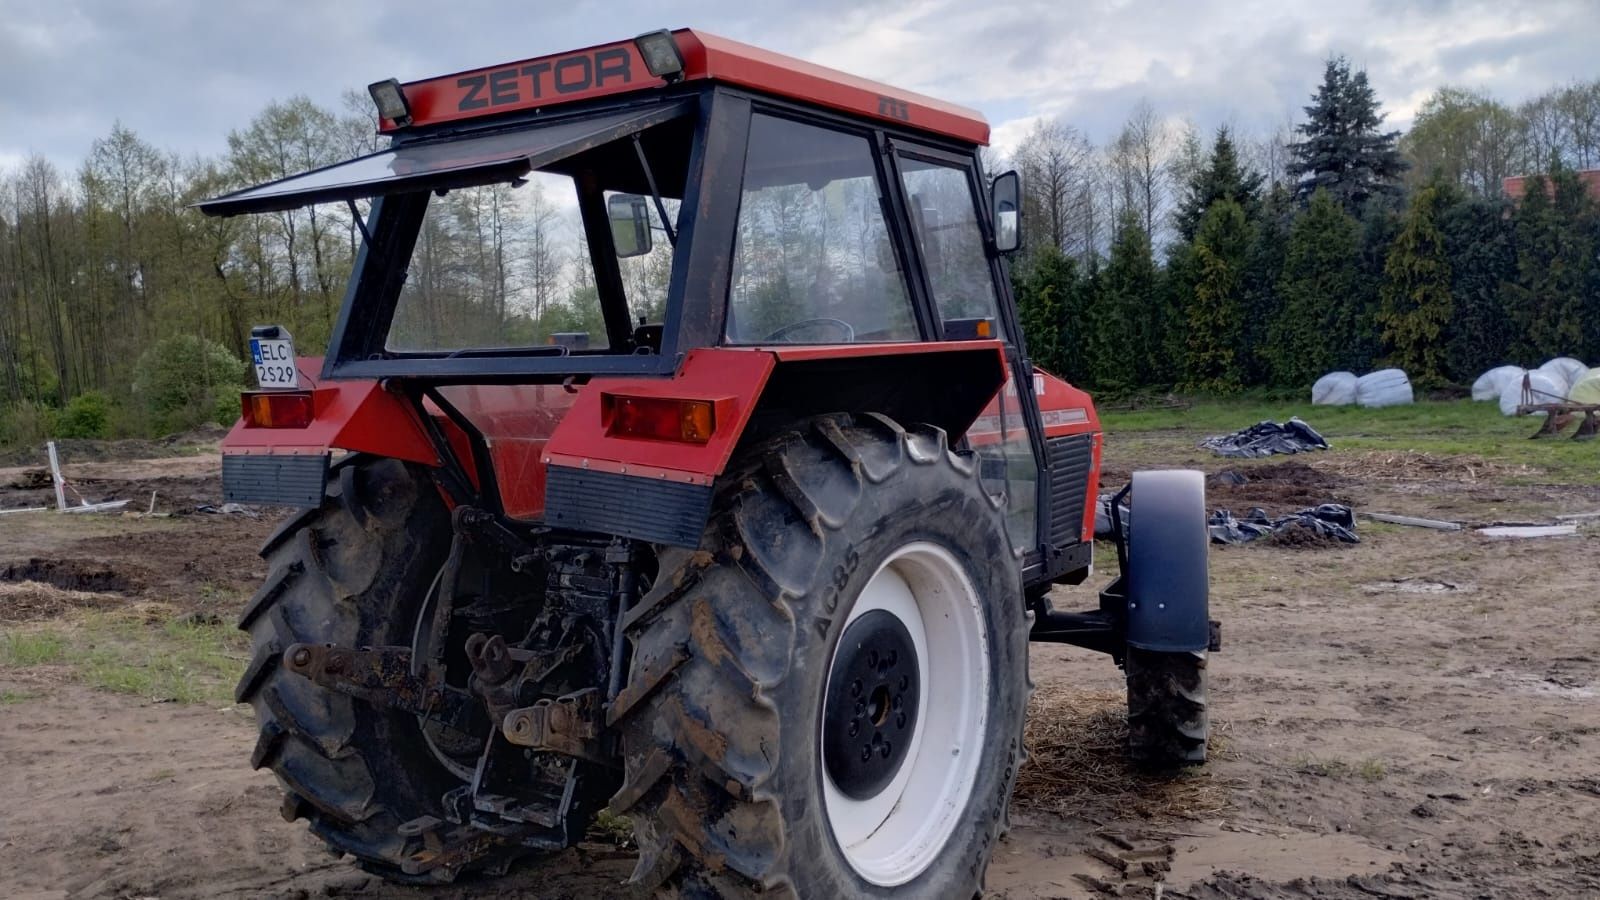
[
  {"x1": 205, "y1": 28, "x2": 1098, "y2": 588},
  {"x1": 203, "y1": 30, "x2": 1213, "y2": 897}
]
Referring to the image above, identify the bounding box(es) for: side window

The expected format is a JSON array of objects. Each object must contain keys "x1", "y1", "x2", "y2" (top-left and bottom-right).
[
  {"x1": 898, "y1": 156, "x2": 1001, "y2": 339},
  {"x1": 726, "y1": 115, "x2": 916, "y2": 344}
]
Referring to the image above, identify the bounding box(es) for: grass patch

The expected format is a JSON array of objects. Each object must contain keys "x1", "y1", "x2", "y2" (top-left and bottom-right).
[
  {"x1": 1294, "y1": 754, "x2": 1389, "y2": 781},
  {"x1": 0, "y1": 631, "x2": 67, "y2": 666},
  {"x1": 590, "y1": 809, "x2": 634, "y2": 847},
  {"x1": 0, "y1": 688, "x2": 38, "y2": 703},
  {"x1": 1100, "y1": 398, "x2": 1600, "y2": 484},
  {"x1": 0, "y1": 611, "x2": 247, "y2": 705}
]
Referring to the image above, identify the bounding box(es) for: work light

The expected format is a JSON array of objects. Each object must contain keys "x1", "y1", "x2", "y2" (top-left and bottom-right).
[
  {"x1": 367, "y1": 79, "x2": 412, "y2": 126},
  {"x1": 634, "y1": 30, "x2": 685, "y2": 82}
]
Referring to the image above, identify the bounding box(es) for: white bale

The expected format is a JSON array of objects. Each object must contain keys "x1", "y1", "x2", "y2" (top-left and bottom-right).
[
  {"x1": 1536, "y1": 357, "x2": 1587, "y2": 395},
  {"x1": 1312, "y1": 371, "x2": 1358, "y2": 405},
  {"x1": 1471, "y1": 365, "x2": 1524, "y2": 402},
  {"x1": 1355, "y1": 368, "x2": 1413, "y2": 408},
  {"x1": 1568, "y1": 368, "x2": 1600, "y2": 406},
  {"x1": 1498, "y1": 370, "x2": 1562, "y2": 416}
]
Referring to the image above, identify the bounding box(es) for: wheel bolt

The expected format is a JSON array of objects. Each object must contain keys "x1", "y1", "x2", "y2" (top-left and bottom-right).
[
  {"x1": 899, "y1": 675, "x2": 909, "y2": 691},
  {"x1": 880, "y1": 740, "x2": 892, "y2": 758},
  {"x1": 289, "y1": 647, "x2": 311, "y2": 668},
  {"x1": 861, "y1": 745, "x2": 872, "y2": 762},
  {"x1": 850, "y1": 679, "x2": 862, "y2": 698},
  {"x1": 854, "y1": 701, "x2": 865, "y2": 717},
  {"x1": 848, "y1": 720, "x2": 859, "y2": 737},
  {"x1": 893, "y1": 695, "x2": 902, "y2": 710},
  {"x1": 888, "y1": 650, "x2": 897, "y2": 667},
  {"x1": 868, "y1": 650, "x2": 879, "y2": 668},
  {"x1": 896, "y1": 711, "x2": 907, "y2": 729}
]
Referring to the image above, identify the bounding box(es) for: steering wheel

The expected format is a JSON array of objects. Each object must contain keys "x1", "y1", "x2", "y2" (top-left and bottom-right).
[{"x1": 764, "y1": 317, "x2": 857, "y2": 343}]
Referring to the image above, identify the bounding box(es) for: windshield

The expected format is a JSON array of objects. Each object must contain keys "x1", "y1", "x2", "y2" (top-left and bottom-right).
[{"x1": 381, "y1": 110, "x2": 690, "y2": 355}]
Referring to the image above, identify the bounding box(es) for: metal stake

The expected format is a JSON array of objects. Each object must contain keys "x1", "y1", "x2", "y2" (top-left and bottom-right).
[{"x1": 47, "y1": 441, "x2": 67, "y2": 512}]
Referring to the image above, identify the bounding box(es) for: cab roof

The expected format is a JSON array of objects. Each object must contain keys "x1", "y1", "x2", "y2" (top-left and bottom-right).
[{"x1": 384, "y1": 28, "x2": 990, "y2": 146}]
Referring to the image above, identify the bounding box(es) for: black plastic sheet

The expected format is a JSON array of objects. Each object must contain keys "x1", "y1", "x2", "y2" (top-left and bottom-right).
[
  {"x1": 1095, "y1": 496, "x2": 1358, "y2": 545},
  {"x1": 1200, "y1": 418, "x2": 1329, "y2": 458},
  {"x1": 1207, "y1": 504, "x2": 1359, "y2": 544}
]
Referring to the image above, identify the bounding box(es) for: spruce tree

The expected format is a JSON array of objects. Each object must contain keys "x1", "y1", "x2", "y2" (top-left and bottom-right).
[
  {"x1": 1088, "y1": 211, "x2": 1156, "y2": 392},
  {"x1": 1013, "y1": 246, "x2": 1084, "y2": 380},
  {"x1": 1288, "y1": 57, "x2": 1408, "y2": 210},
  {"x1": 1268, "y1": 189, "x2": 1363, "y2": 387},
  {"x1": 1378, "y1": 187, "x2": 1453, "y2": 384},
  {"x1": 1174, "y1": 126, "x2": 1264, "y2": 242},
  {"x1": 1158, "y1": 240, "x2": 1196, "y2": 388},
  {"x1": 1439, "y1": 189, "x2": 1515, "y2": 380},
  {"x1": 1184, "y1": 200, "x2": 1250, "y2": 391},
  {"x1": 1240, "y1": 184, "x2": 1293, "y2": 386},
  {"x1": 1504, "y1": 165, "x2": 1599, "y2": 361},
  {"x1": 1352, "y1": 199, "x2": 1402, "y2": 372}
]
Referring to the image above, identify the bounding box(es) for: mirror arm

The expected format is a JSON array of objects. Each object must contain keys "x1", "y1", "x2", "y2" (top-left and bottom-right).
[{"x1": 631, "y1": 134, "x2": 678, "y2": 247}]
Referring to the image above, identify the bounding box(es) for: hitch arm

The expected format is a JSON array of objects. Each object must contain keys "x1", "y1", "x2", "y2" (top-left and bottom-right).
[{"x1": 283, "y1": 642, "x2": 480, "y2": 733}]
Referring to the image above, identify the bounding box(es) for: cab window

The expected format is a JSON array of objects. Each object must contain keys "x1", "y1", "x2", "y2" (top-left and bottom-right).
[
  {"x1": 387, "y1": 172, "x2": 598, "y2": 352},
  {"x1": 897, "y1": 155, "x2": 1001, "y2": 340},
  {"x1": 726, "y1": 114, "x2": 916, "y2": 344}
]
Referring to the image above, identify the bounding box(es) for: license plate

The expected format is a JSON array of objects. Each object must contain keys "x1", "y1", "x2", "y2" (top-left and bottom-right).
[{"x1": 250, "y1": 336, "x2": 299, "y2": 389}]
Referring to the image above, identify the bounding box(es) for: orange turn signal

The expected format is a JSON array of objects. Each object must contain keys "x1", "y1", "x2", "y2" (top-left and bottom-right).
[
  {"x1": 604, "y1": 394, "x2": 716, "y2": 444},
  {"x1": 241, "y1": 391, "x2": 314, "y2": 428}
]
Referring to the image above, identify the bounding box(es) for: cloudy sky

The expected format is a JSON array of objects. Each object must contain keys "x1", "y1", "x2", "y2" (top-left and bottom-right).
[{"x1": 2, "y1": 0, "x2": 1597, "y2": 173}]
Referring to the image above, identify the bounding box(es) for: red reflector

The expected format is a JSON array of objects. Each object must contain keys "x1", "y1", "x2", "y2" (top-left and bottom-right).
[
  {"x1": 603, "y1": 394, "x2": 715, "y2": 444},
  {"x1": 242, "y1": 391, "x2": 314, "y2": 428}
]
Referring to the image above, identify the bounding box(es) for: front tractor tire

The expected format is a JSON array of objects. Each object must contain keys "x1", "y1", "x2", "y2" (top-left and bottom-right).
[
  {"x1": 1123, "y1": 470, "x2": 1211, "y2": 768},
  {"x1": 611, "y1": 413, "x2": 1029, "y2": 898},
  {"x1": 234, "y1": 457, "x2": 471, "y2": 881}
]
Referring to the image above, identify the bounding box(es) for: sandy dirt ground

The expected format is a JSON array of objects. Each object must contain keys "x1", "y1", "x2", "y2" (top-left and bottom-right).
[{"x1": 2, "y1": 434, "x2": 1599, "y2": 899}]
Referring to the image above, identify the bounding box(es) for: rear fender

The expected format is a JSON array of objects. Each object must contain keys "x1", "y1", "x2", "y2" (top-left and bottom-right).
[
  {"x1": 221, "y1": 357, "x2": 440, "y2": 506},
  {"x1": 540, "y1": 343, "x2": 1007, "y2": 546}
]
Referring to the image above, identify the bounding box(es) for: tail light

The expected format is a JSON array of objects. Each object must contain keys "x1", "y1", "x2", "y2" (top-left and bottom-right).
[
  {"x1": 241, "y1": 391, "x2": 314, "y2": 428},
  {"x1": 603, "y1": 394, "x2": 715, "y2": 443}
]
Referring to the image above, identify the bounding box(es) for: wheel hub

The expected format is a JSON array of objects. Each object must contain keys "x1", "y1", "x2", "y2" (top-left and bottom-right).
[{"x1": 822, "y1": 609, "x2": 921, "y2": 799}]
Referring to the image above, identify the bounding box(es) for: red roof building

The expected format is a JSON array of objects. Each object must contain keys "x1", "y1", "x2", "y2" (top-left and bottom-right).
[{"x1": 1502, "y1": 168, "x2": 1600, "y2": 201}]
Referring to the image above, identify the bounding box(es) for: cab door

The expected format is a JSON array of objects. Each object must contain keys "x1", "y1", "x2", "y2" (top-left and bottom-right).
[{"x1": 889, "y1": 145, "x2": 1048, "y2": 566}]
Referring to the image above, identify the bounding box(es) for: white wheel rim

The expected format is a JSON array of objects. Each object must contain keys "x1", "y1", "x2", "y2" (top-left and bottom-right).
[{"x1": 820, "y1": 541, "x2": 990, "y2": 886}]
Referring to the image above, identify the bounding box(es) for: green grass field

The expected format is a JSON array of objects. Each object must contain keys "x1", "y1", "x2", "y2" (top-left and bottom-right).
[
  {"x1": 1099, "y1": 397, "x2": 1600, "y2": 483},
  {"x1": 1, "y1": 611, "x2": 247, "y2": 706}
]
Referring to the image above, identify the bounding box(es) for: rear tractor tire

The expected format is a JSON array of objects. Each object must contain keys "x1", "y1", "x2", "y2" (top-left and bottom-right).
[
  {"x1": 610, "y1": 413, "x2": 1030, "y2": 898},
  {"x1": 235, "y1": 457, "x2": 498, "y2": 881}
]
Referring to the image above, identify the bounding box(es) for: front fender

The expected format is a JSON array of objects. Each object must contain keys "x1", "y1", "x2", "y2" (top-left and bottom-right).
[{"x1": 1125, "y1": 469, "x2": 1211, "y2": 652}]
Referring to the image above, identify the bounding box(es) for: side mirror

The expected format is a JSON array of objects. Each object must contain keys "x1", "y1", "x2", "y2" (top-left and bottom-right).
[
  {"x1": 990, "y1": 170, "x2": 1021, "y2": 254},
  {"x1": 608, "y1": 194, "x2": 653, "y2": 259}
]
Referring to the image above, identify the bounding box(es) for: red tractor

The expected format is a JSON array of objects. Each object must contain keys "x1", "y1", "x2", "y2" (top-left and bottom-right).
[{"x1": 203, "y1": 29, "x2": 1216, "y2": 898}]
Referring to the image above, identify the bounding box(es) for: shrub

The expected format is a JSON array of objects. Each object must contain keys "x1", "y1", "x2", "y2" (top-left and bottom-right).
[
  {"x1": 131, "y1": 336, "x2": 248, "y2": 435},
  {"x1": 53, "y1": 391, "x2": 114, "y2": 439},
  {"x1": 0, "y1": 402, "x2": 55, "y2": 447}
]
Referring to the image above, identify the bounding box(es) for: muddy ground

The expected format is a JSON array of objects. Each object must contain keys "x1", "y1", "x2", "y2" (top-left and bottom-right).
[{"x1": 2, "y1": 433, "x2": 1599, "y2": 899}]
